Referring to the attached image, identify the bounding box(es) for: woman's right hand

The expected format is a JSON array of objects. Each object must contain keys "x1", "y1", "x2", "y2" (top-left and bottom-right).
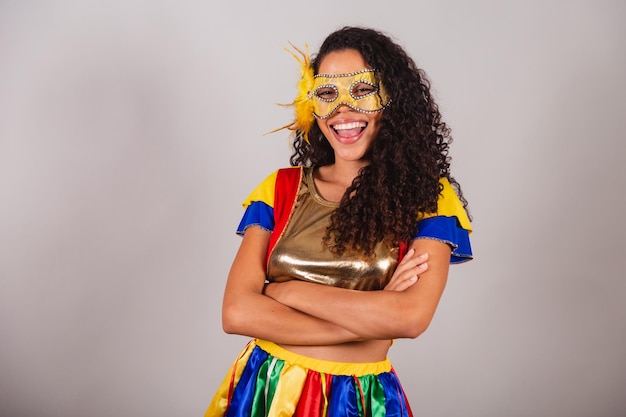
[{"x1": 384, "y1": 249, "x2": 428, "y2": 292}]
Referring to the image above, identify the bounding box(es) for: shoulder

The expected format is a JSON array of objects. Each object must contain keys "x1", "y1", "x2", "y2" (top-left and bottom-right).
[
  {"x1": 242, "y1": 167, "x2": 305, "y2": 209},
  {"x1": 415, "y1": 177, "x2": 473, "y2": 263},
  {"x1": 419, "y1": 177, "x2": 472, "y2": 232}
]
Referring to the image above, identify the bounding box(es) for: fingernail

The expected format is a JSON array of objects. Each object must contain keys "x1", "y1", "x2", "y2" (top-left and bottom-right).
[
  {"x1": 419, "y1": 253, "x2": 428, "y2": 259},
  {"x1": 419, "y1": 262, "x2": 427, "y2": 269},
  {"x1": 410, "y1": 275, "x2": 418, "y2": 281}
]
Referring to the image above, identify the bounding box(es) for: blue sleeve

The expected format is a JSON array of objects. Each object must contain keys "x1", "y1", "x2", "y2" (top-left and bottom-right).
[
  {"x1": 415, "y1": 216, "x2": 473, "y2": 263},
  {"x1": 236, "y1": 201, "x2": 275, "y2": 235}
]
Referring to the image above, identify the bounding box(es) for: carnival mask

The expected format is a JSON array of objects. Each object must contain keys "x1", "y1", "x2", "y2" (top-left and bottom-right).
[{"x1": 311, "y1": 69, "x2": 391, "y2": 119}]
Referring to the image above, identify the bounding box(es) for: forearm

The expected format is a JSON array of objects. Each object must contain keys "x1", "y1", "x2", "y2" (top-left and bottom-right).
[
  {"x1": 264, "y1": 282, "x2": 416, "y2": 339},
  {"x1": 222, "y1": 290, "x2": 362, "y2": 345}
]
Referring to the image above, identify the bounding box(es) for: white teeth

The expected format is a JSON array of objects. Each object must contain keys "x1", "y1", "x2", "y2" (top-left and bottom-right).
[{"x1": 333, "y1": 121, "x2": 366, "y2": 130}]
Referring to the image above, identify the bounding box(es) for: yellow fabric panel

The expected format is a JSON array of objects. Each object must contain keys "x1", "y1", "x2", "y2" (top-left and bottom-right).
[
  {"x1": 204, "y1": 340, "x2": 256, "y2": 417},
  {"x1": 242, "y1": 170, "x2": 278, "y2": 208},
  {"x1": 256, "y1": 339, "x2": 392, "y2": 376},
  {"x1": 421, "y1": 178, "x2": 472, "y2": 232},
  {"x1": 267, "y1": 362, "x2": 308, "y2": 417}
]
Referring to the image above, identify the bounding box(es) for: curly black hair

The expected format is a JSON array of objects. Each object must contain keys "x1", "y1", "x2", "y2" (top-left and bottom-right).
[{"x1": 290, "y1": 26, "x2": 470, "y2": 256}]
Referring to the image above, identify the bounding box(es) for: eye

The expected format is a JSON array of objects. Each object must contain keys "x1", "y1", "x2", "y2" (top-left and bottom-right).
[
  {"x1": 352, "y1": 82, "x2": 377, "y2": 98},
  {"x1": 314, "y1": 86, "x2": 338, "y2": 101}
]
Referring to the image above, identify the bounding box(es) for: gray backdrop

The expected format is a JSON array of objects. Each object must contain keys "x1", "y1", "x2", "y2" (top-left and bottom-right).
[{"x1": 1, "y1": 1, "x2": 625, "y2": 416}]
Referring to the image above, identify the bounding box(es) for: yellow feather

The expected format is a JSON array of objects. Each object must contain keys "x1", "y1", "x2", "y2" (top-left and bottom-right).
[{"x1": 268, "y1": 43, "x2": 316, "y2": 143}]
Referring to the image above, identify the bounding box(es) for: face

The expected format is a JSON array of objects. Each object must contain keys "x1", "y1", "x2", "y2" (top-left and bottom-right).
[{"x1": 315, "y1": 49, "x2": 385, "y2": 165}]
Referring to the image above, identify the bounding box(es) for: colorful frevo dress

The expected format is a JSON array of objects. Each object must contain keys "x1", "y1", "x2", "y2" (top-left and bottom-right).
[{"x1": 206, "y1": 167, "x2": 473, "y2": 417}]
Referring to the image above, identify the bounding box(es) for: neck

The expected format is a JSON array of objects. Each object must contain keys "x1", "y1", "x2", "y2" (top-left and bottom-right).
[
  {"x1": 314, "y1": 159, "x2": 370, "y2": 203},
  {"x1": 323, "y1": 159, "x2": 369, "y2": 187}
]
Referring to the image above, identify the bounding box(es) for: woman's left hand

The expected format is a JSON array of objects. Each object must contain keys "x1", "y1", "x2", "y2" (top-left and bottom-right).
[{"x1": 383, "y1": 249, "x2": 428, "y2": 292}]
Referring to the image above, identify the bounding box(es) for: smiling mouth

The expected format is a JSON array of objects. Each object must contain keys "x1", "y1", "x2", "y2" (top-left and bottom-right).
[{"x1": 332, "y1": 121, "x2": 367, "y2": 138}]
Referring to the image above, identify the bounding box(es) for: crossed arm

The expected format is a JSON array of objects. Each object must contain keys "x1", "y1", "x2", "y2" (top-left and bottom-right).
[{"x1": 221, "y1": 226, "x2": 451, "y2": 345}]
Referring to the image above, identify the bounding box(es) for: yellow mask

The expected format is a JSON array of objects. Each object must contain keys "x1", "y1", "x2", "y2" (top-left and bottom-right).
[{"x1": 310, "y1": 69, "x2": 391, "y2": 119}]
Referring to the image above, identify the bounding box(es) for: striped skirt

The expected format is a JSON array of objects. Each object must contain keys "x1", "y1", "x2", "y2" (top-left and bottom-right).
[{"x1": 205, "y1": 339, "x2": 414, "y2": 417}]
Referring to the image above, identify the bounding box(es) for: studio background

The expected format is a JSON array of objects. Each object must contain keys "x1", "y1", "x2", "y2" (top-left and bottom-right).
[{"x1": 1, "y1": 1, "x2": 624, "y2": 416}]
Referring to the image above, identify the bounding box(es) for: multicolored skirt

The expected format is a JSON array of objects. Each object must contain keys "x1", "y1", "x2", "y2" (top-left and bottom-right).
[{"x1": 205, "y1": 339, "x2": 414, "y2": 417}]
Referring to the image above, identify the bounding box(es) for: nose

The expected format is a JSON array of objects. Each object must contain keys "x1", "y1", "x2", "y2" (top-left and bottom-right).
[
  {"x1": 324, "y1": 102, "x2": 355, "y2": 119},
  {"x1": 334, "y1": 103, "x2": 355, "y2": 114}
]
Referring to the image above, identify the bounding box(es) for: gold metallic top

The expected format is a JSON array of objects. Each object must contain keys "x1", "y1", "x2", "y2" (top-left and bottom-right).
[{"x1": 267, "y1": 167, "x2": 398, "y2": 291}]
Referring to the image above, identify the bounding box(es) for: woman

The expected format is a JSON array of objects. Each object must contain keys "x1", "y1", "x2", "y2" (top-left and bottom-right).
[{"x1": 206, "y1": 26, "x2": 472, "y2": 417}]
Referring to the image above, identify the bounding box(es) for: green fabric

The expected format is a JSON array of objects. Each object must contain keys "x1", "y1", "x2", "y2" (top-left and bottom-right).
[
  {"x1": 250, "y1": 356, "x2": 285, "y2": 417},
  {"x1": 265, "y1": 359, "x2": 285, "y2": 411},
  {"x1": 356, "y1": 374, "x2": 387, "y2": 417}
]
